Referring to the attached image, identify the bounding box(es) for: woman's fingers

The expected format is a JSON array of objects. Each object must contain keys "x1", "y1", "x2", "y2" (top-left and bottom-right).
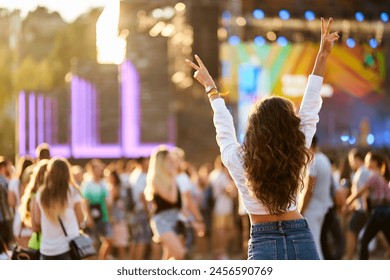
[
  {"x1": 194, "y1": 55, "x2": 205, "y2": 69},
  {"x1": 185, "y1": 59, "x2": 200, "y2": 71},
  {"x1": 325, "y1": 17, "x2": 333, "y2": 35},
  {"x1": 321, "y1": 17, "x2": 325, "y2": 35},
  {"x1": 327, "y1": 32, "x2": 340, "y2": 43}
]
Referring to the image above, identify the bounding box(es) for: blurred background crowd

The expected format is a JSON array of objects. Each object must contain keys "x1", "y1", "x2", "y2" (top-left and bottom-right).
[{"x1": 0, "y1": 0, "x2": 389, "y2": 260}]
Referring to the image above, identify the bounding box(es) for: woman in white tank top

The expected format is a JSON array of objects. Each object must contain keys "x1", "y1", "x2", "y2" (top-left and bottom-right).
[{"x1": 32, "y1": 157, "x2": 86, "y2": 260}]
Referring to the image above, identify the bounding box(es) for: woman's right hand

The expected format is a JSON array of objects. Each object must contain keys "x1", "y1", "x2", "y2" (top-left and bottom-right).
[{"x1": 185, "y1": 55, "x2": 216, "y2": 91}]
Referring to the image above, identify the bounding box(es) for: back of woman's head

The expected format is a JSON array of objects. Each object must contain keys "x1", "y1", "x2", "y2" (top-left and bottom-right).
[
  {"x1": 15, "y1": 156, "x2": 34, "y2": 181},
  {"x1": 40, "y1": 157, "x2": 72, "y2": 220},
  {"x1": 149, "y1": 146, "x2": 170, "y2": 176},
  {"x1": 367, "y1": 151, "x2": 390, "y2": 181},
  {"x1": 242, "y1": 96, "x2": 312, "y2": 214},
  {"x1": 145, "y1": 146, "x2": 171, "y2": 201}
]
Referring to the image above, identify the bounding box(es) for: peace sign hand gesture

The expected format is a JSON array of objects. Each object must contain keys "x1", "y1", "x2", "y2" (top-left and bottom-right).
[
  {"x1": 319, "y1": 17, "x2": 339, "y2": 55},
  {"x1": 185, "y1": 55, "x2": 216, "y2": 91}
]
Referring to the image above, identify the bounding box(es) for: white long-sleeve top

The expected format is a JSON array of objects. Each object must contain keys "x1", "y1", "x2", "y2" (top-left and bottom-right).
[{"x1": 210, "y1": 74, "x2": 323, "y2": 215}]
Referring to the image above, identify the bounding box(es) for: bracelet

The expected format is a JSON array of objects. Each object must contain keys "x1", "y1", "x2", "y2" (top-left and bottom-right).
[
  {"x1": 205, "y1": 84, "x2": 217, "y2": 94},
  {"x1": 208, "y1": 90, "x2": 229, "y2": 98},
  {"x1": 207, "y1": 90, "x2": 220, "y2": 98}
]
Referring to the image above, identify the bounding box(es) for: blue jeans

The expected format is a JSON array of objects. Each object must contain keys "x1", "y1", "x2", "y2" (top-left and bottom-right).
[{"x1": 248, "y1": 219, "x2": 320, "y2": 260}]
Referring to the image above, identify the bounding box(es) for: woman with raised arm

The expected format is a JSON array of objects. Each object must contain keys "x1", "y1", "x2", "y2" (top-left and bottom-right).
[{"x1": 186, "y1": 18, "x2": 339, "y2": 260}]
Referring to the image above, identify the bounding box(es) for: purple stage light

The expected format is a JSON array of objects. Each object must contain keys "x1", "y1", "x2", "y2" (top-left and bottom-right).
[
  {"x1": 19, "y1": 60, "x2": 175, "y2": 159},
  {"x1": 28, "y1": 93, "x2": 36, "y2": 157},
  {"x1": 50, "y1": 145, "x2": 71, "y2": 158},
  {"x1": 45, "y1": 98, "x2": 52, "y2": 147},
  {"x1": 37, "y1": 94, "x2": 44, "y2": 145},
  {"x1": 71, "y1": 76, "x2": 79, "y2": 155},
  {"x1": 18, "y1": 91, "x2": 26, "y2": 156},
  {"x1": 121, "y1": 60, "x2": 174, "y2": 157}
]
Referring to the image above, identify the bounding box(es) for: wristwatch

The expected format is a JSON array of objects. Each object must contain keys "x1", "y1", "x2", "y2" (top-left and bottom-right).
[{"x1": 205, "y1": 84, "x2": 217, "y2": 93}]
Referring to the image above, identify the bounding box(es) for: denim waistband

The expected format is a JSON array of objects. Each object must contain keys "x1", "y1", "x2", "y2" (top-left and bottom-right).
[{"x1": 251, "y1": 218, "x2": 308, "y2": 232}]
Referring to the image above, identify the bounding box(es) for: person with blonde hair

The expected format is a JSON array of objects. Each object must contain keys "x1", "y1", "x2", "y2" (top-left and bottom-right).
[
  {"x1": 186, "y1": 18, "x2": 339, "y2": 259},
  {"x1": 32, "y1": 157, "x2": 85, "y2": 260},
  {"x1": 144, "y1": 146, "x2": 185, "y2": 260},
  {"x1": 19, "y1": 160, "x2": 48, "y2": 250}
]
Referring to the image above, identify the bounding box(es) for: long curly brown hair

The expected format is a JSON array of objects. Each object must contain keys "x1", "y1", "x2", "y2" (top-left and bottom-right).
[{"x1": 242, "y1": 96, "x2": 313, "y2": 215}]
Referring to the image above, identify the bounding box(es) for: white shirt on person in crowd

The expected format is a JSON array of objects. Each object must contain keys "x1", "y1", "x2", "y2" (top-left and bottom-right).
[
  {"x1": 209, "y1": 169, "x2": 234, "y2": 216},
  {"x1": 307, "y1": 152, "x2": 333, "y2": 212},
  {"x1": 128, "y1": 168, "x2": 147, "y2": 212},
  {"x1": 35, "y1": 186, "x2": 82, "y2": 256},
  {"x1": 351, "y1": 166, "x2": 371, "y2": 211}
]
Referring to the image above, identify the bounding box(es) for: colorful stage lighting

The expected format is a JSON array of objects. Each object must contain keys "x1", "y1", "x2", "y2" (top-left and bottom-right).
[
  {"x1": 304, "y1": 10, "x2": 315, "y2": 21},
  {"x1": 380, "y1": 12, "x2": 389, "y2": 23},
  {"x1": 369, "y1": 38, "x2": 378, "y2": 48},
  {"x1": 253, "y1": 9, "x2": 265, "y2": 19},
  {"x1": 254, "y1": 36, "x2": 266, "y2": 46},
  {"x1": 355, "y1": 12, "x2": 364, "y2": 22},
  {"x1": 346, "y1": 38, "x2": 356, "y2": 48},
  {"x1": 228, "y1": 35, "x2": 240, "y2": 45},
  {"x1": 279, "y1": 10, "x2": 290, "y2": 20},
  {"x1": 276, "y1": 36, "x2": 288, "y2": 46}
]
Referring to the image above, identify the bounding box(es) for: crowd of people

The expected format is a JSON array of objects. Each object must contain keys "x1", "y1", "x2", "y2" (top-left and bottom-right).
[
  {"x1": 0, "y1": 143, "x2": 243, "y2": 260},
  {"x1": 0, "y1": 141, "x2": 389, "y2": 260},
  {"x1": 0, "y1": 17, "x2": 390, "y2": 260}
]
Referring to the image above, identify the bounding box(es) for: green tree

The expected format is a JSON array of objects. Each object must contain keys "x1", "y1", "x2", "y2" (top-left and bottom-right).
[{"x1": 0, "y1": 46, "x2": 13, "y2": 109}]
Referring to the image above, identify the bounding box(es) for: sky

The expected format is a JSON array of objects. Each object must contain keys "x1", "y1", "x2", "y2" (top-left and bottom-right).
[{"x1": 0, "y1": 0, "x2": 110, "y2": 22}]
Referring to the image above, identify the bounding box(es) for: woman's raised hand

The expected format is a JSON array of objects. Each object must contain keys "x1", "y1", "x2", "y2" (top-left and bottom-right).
[
  {"x1": 185, "y1": 55, "x2": 216, "y2": 90},
  {"x1": 319, "y1": 17, "x2": 339, "y2": 55}
]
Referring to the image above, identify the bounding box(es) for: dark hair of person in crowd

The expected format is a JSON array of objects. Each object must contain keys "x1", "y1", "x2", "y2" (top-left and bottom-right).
[
  {"x1": 108, "y1": 170, "x2": 121, "y2": 202},
  {"x1": 242, "y1": 97, "x2": 313, "y2": 214},
  {"x1": 14, "y1": 156, "x2": 34, "y2": 182},
  {"x1": 368, "y1": 152, "x2": 390, "y2": 181},
  {"x1": 35, "y1": 143, "x2": 51, "y2": 161},
  {"x1": 349, "y1": 147, "x2": 366, "y2": 162}
]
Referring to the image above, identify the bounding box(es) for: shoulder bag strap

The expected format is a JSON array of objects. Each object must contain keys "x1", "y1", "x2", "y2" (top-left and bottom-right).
[
  {"x1": 18, "y1": 222, "x2": 25, "y2": 238},
  {"x1": 58, "y1": 217, "x2": 68, "y2": 237}
]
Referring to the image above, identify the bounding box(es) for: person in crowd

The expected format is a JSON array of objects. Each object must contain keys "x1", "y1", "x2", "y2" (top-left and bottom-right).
[
  {"x1": 196, "y1": 162, "x2": 213, "y2": 258},
  {"x1": 82, "y1": 159, "x2": 112, "y2": 260},
  {"x1": 238, "y1": 193, "x2": 250, "y2": 259},
  {"x1": 209, "y1": 156, "x2": 237, "y2": 260},
  {"x1": 144, "y1": 146, "x2": 185, "y2": 260},
  {"x1": 71, "y1": 165, "x2": 84, "y2": 187},
  {"x1": 19, "y1": 160, "x2": 48, "y2": 251},
  {"x1": 35, "y1": 143, "x2": 51, "y2": 162},
  {"x1": 172, "y1": 147, "x2": 205, "y2": 250},
  {"x1": 106, "y1": 170, "x2": 129, "y2": 260},
  {"x1": 344, "y1": 148, "x2": 372, "y2": 259},
  {"x1": 0, "y1": 157, "x2": 13, "y2": 256},
  {"x1": 128, "y1": 156, "x2": 154, "y2": 260},
  {"x1": 301, "y1": 135, "x2": 333, "y2": 259},
  {"x1": 186, "y1": 17, "x2": 338, "y2": 259},
  {"x1": 31, "y1": 157, "x2": 85, "y2": 260},
  {"x1": 7, "y1": 156, "x2": 34, "y2": 247},
  {"x1": 346, "y1": 151, "x2": 390, "y2": 259},
  {"x1": 320, "y1": 162, "x2": 345, "y2": 260}
]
